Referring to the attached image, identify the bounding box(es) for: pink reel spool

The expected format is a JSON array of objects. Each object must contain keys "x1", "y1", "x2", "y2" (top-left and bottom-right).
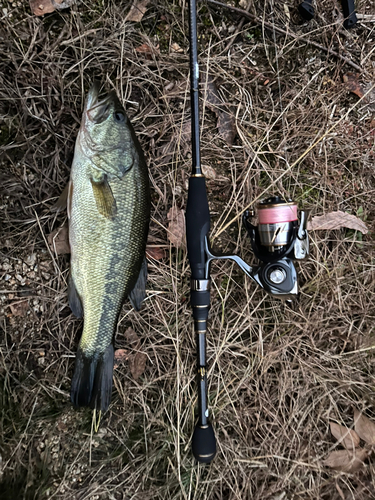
[{"x1": 258, "y1": 203, "x2": 298, "y2": 225}]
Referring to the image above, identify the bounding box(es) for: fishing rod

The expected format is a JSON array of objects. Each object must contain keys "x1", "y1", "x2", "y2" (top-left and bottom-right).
[{"x1": 185, "y1": 0, "x2": 309, "y2": 463}]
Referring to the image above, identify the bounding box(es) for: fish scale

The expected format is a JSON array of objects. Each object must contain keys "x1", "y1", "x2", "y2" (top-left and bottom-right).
[{"x1": 68, "y1": 83, "x2": 150, "y2": 411}]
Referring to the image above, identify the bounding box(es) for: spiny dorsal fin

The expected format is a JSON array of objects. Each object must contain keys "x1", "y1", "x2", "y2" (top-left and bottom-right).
[{"x1": 90, "y1": 175, "x2": 117, "y2": 219}]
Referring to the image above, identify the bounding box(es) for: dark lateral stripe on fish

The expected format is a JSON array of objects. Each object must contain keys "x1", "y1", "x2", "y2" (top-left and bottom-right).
[{"x1": 71, "y1": 344, "x2": 114, "y2": 412}]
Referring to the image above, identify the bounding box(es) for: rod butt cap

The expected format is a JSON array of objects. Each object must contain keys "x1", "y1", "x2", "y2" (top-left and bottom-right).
[{"x1": 192, "y1": 422, "x2": 216, "y2": 463}]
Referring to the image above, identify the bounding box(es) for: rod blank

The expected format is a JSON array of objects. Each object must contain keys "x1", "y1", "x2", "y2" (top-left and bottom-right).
[{"x1": 186, "y1": 0, "x2": 217, "y2": 463}]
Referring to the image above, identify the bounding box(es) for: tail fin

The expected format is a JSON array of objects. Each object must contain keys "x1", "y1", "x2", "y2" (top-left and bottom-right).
[{"x1": 71, "y1": 343, "x2": 114, "y2": 412}]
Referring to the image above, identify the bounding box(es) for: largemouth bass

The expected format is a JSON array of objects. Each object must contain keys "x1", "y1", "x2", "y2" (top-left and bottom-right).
[{"x1": 68, "y1": 83, "x2": 150, "y2": 411}]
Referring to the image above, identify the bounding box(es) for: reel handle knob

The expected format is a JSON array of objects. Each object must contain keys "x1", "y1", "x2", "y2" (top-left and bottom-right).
[{"x1": 192, "y1": 422, "x2": 216, "y2": 463}]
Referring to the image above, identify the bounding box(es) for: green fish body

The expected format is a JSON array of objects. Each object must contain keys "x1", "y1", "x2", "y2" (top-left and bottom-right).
[{"x1": 68, "y1": 83, "x2": 150, "y2": 411}]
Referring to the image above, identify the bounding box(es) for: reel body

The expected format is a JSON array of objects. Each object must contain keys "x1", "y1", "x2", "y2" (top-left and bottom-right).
[
  {"x1": 205, "y1": 196, "x2": 309, "y2": 299},
  {"x1": 243, "y1": 196, "x2": 309, "y2": 298}
]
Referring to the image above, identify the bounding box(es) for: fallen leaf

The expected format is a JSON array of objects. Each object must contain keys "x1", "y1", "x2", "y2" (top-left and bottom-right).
[
  {"x1": 135, "y1": 43, "x2": 159, "y2": 56},
  {"x1": 217, "y1": 111, "x2": 236, "y2": 146},
  {"x1": 114, "y1": 349, "x2": 129, "y2": 370},
  {"x1": 330, "y1": 422, "x2": 360, "y2": 451},
  {"x1": 324, "y1": 448, "x2": 368, "y2": 473},
  {"x1": 125, "y1": 0, "x2": 149, "y2": 23},
  {"x1": 205, "y1": 76, "x2": 236, "y2": 146},
  {"x1": 129, "y1": 351, "x2": 147, "y2": 381},
  {"x1": 354, "y1": 409, "x2": 375, "y2": 445},
  {"x1": 202, "y1": 164, "x2": 217, "y2": 180},
  {"x1": 124, "y1": 327, "x2": 140, "y2": 348},
  {"x1": 146, "y1": 246, "x2": 166, "y2": 260},
  {"x1": 307, "y1": 211, "x2": 368, "y2": 234},
  {"x1": 9, "y1": 300, "x2": 29, "y2": 317},
  {"x1": 343, "y1": 74, "x2": 375, "y2": 110},
  {"x1": 48, "y1": 225, "x2": 70, "y2": 255},
  {"x1": 167, "y1": 207, "x2": 186, "y2": 249},
  {"x1": 171, "y1": 42, "x2": 184, "y2": 53},
  {"x1": 343, "y1": 73, "x2": 364, "y2": 99},
  {"x1": 29, "y1": 0, "x2": 70, "y2": 16}
]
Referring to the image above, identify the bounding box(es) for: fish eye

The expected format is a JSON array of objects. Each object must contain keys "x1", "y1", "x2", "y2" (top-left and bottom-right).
[{"x1": 114, "y1": 111, "x2": 125, "y2": 123}]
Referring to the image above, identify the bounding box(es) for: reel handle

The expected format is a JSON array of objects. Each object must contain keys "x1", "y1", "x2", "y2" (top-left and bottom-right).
[{"x1": 192, "y1": 422, "x2": 216, "y2": 463}]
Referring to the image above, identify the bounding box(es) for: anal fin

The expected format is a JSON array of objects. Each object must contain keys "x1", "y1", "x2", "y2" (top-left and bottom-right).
[{"x1": 129, "y1": 256, "x2": 148, "y2": 311}]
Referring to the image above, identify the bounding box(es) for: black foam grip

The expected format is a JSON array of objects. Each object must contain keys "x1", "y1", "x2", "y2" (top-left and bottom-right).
[
  {"x1": 186, "y1": 177, "x2": 210, "y2": 279},
  {"x1": 341, "y1": 0, "x2": 357, "y2": 28},
  {"x1": 192, "y1": 422, "x2": 216, "y2": 463}
]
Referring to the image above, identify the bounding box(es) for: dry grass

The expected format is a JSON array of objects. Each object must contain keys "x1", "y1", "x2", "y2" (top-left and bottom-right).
[{"x1": 1, "y1": 0, "x2": 375, "y2": 498}]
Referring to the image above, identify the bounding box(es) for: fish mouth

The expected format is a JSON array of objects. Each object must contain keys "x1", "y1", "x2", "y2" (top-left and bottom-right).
[{"x1": 84, "y1": 82, "x2": 118, "y2": 124}]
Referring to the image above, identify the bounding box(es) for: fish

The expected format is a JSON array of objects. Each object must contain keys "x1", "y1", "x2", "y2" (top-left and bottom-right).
[{"x1": 67, "y1": 82, "x2": 150, "y2": 412}]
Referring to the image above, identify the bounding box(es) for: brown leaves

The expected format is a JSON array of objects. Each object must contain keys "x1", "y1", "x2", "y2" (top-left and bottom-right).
[
  {"x1": 205, "y1": 76, "x2": 236, "y2": 146},
  {"x1": 30, "y1": 0, "x2": 72, "y2": 16},
  {"x1": 135, "y1": 43, "x2": 160, "y2": 57},
  {"x1": 146, "y1": 246, "x2": 166, "y2": 260},
  {"x1": 116, "y1": 327, "x2": 147, "y2": 381},
  {"x1": 125, "y1": 0, "x2": 150, "y2": 22},
  {"x1": 330, "y1": 422, "x2": 360, "y2": 451},
  {"x1": 343, "y1": 73, "x2": 364, "y2": 98},
  {"x1": 343, "y1": 73, "x2": 375, "y2": 110},
  {"x1": 354, "y1": 409, "x2": 375, "y2": 446},
  {"x1": 167, "y1": 207, "x2": 186, "y2": 249},
  {"x1": 9, "y1": 300, "x2": 29, "y2": 317},
  {"x1": 113, "y1": 349, "x2": 129, "y2": 370},
  {"x1": 48, "y1": 224, "x2": 70, "y2": 255},
  {"x1": 325, "y1": 409, "x2": 375, "y2": 473},
  {"x1": 129, "y1": 352, "x2": 147, "y2": 381},
  {"x1": 323, "y1": 448, "x2": 368, "y2": 473},
  {"x1": 307, "y1": 211, "x2": 368, "y2": 234}
]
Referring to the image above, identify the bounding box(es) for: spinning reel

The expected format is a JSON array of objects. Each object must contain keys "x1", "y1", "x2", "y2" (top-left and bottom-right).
[{"x1": 205, "y1": 196, "x2": 309, "y2": 299}]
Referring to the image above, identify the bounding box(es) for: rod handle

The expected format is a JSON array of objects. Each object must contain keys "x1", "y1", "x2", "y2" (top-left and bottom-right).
[
  {"x1": 186, "y1": 176, "x2": 210, "y2": 279},
  {"x1": 192, "y1": 422, "x2": 216, "y2": 463}
]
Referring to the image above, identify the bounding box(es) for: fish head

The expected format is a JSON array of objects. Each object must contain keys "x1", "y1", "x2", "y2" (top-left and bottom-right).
[{"x1": 80, "y1": 83, "x2": 138, "y2": 178}]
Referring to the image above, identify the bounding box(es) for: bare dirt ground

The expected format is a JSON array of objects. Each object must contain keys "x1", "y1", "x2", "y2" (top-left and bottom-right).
[{"x1": 1, "y1": 0, "x2": 375, "y2": 498}]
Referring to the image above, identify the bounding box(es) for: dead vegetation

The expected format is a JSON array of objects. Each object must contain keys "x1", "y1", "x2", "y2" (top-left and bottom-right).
[{"x1": 0, "y1": 0, "x2": 375, "y2": 498}]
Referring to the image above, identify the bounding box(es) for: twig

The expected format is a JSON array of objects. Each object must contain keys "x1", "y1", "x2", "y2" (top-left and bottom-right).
[
  {"x1": 222, "y1": 1, "x2": 252, "y2": 54},
  {"x1": 206, "y1": 0, "x2": 363, "y2": 72}
]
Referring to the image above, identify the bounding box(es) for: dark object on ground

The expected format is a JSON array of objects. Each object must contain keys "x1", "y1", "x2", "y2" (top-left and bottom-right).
[
  {"x1": 298, "y1": 0, "x2": 314, "y2": 21},
  {"x1": 341, "y1": 0, "x2": 358, "y2": 28},
  {"x1": 297, "y1": 0, "x2": 358, "y2": 28}
]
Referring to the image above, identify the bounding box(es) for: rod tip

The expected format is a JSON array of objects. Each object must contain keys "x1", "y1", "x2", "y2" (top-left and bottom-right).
[{"x1": 192, "y1": 422, "x2": 216, "y2": 463}]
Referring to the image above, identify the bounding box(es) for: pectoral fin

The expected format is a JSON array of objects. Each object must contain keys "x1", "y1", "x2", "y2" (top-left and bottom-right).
[
  {"x1": 90, "y1": 175, "x2": 117, "y2": 219},
  {"x1": 68, "y1": 274, "x2": 83, "y2": 318},
  {"x1": 129, "y1": 256, "x2": 148, "y2": 311}
]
